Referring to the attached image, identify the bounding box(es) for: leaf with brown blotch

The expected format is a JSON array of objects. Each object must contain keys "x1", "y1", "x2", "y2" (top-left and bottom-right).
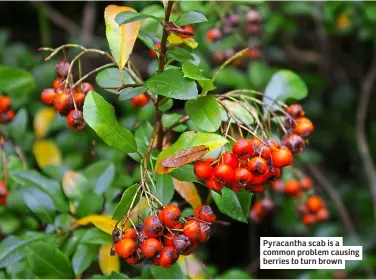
[{"x1": 161, "y1": 145, "x2": 208, "y2": 168}]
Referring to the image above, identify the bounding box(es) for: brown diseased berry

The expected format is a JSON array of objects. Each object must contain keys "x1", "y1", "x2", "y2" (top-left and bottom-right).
[
  {"x1": 194, "y1": 205, "x2": 216, "y2": 223},
  {"x1": 158, "y1": 204, "x2": 181, "y2": 228},
  {"x1": 67, "y1": 110, "x2": 86, "y2": 131},
  {"x1": 143, "y1": 215, "x2": 164, "y2": 238},
  {"x1": 55, "y1": 61, "x2": 70, "y2": 77}
]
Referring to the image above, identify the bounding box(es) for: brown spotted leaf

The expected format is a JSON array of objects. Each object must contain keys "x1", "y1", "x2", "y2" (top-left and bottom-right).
[{"x1": 161, "y1": 145, "x2": 208, "y2": 168}]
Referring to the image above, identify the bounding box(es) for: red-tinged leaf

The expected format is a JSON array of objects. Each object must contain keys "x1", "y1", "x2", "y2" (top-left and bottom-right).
[
  {"x1": 105, "y1": 5, "x2": 140, "y2": 70},
  {"x1": 172, "y1": 178, "x2": 201, "y2": 208},
  {"x1": 161, "y1": 145, "x2": 208, "y2": 168}
]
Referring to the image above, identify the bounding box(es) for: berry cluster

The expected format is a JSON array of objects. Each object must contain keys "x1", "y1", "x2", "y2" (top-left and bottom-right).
[
  {"x1": 40, "y1": 61, "x2": 92, "y2": 130},
  {"x1": 271, "y1": 176, "x2": 312, "y2": 198},
  {"x1": 0, "y1": 96, "x2": 15, "y2": 124},
  {"x1": 113, "y1": 204, "x2": 215, "y2": 268},
  {"x1": 194, "y1": 103, "x2": 314, "y2": 194},
  {"x1": 249, "y1": 197, "x2": 274, "y2": 223},
  {"x1": 297, "y1": 195, "x2": 329, "y2": 225},
  {"x1": 207, "y1": 9, "x2": 262, "y2": 64},
  {"x1": 0, "y1": 180, "x2": 8, "y2": 205}
]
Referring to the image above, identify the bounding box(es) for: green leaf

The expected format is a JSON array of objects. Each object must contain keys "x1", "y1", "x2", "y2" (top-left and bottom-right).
[
  {"x1": 83, "y1": 161, "x2": 115, "y2": 195},
  {"x1": 162, "y1": 113, "x2": 187, "y2": 132},
  {"x1": 247, "y1": 61, "x2": 272, "y2": 90},
  {"x1": 96, "y1": 68, "x2": 134, "y2": 94},
  {"x1": 83, "y1": 91, "x2": 137, "y2": 154},
  {"x1": 0, "y1": 65, "x2": 35, "y2": 97},
  {"x1": 170, "y1": 164, "x2": 197, "y2": 182},
  {"x1": 213, "y1": 67, "x2": 248, "y2": 89},
  {"x1": 175, "y1": 12, "x2": 207, "y2": 26},
  {"x1": 115, "y1": 11, "x2": 156, "y2": 25},
  {"x1": 220, "y1": 100, "x2": 254, "y2": 125},
  {"x1": 182, "y1": 62, "x2": 209, "y2": 81},
  {"x1": 159, "y1": 98, "x2": 173, "y2": 112},
  {"x1": 263, "y1": 70, "x2": 308, "y2": 109},
  {"x1": 54, "y1": 214, "x2": 74, "y2": 231},
  {"x1": 6, "y1": 260, "x2": 35, "y2": 279},
  {"x1": 20, "y1": 188, "x2": 56, "y2": 224},
  {"x1": 211, "y1": 34, "x2": 243, "y2": 51},
  {"x1": 212, "y1": 189, "x2": 252, "y2": 223},
  {"x1": 72, "y1": 244, "x2": 98, "y2": 276},
  {"x1": 119, "y1": 86, "x2": 147, "y2": 101},
  {"x1": 218, "y1": 269, "x2": 252, "y2": 279},
  {"x1": 155, "y1": 175, "x2": 174, "y2": 205},
  {"x1": 138, "y1": 33, "x2": 156, "y2": 50},
  {"x1": 129, "y1": 121, "x2": 153, "y2": 162},
  {"x1": 167, "y1": 48, "x2": 193, "y2": 63},
  {"x1": 25, "y1": 242, "x2": 74, "y2": 278},
  {"x1": 62, "y1": 171, "x2": 90, "y2": 200},
  {"x1": 150, "y1": 263, "x2": 184, "y2": 279},
  {"x1": 198, "y1": 80, "x2": 216, "y2": 93},
  {"x1": 0, "y1": 212, "x2": 21, "y2": 235},
  {"x1": 76, "y1": 192, "x2": 105, "y2": 218},
  {"x1": 112, "y1": 184, "x2": 141, "y2": 220},
  {"x1": 81, "y1": 228, "x2": 112, "y2": 245},
  {"x1": 185, "y1": 95, "x2": 221, "y2": 132},
  {"x1": 0, "y1": 233, "x2": 47, "y2": 268},
  {"x1": 145, "y1": 69, "x2": 198, "y2": 100},
  {"x1": 156, "y1": 131, "x2": 227, "y2": 174}
]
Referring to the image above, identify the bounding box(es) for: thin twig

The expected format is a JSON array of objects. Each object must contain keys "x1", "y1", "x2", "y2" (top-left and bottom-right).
[
  {"x1": 356, "y1": 53, "x2": 376, "y2": 221},
  {"x1": 72, "y1": 63, "x2": 116, "y2": 89},
  {"x1": 164, "y1": 115, "x2": 189, "y2": 134}
]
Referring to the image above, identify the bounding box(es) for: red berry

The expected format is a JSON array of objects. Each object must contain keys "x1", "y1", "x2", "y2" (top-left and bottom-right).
[
  {"x1": 150, "y1": 43, "x2": 161, "y2": 58},
  {"x1": 213, "y1": 164, "x2": 235, "y2": 185},
  {"x1": 155, "y1": 246, "x2": 179, "y2": 268},
  {"x1": 140, "y1": 238, "x2": 162, "y2": 258},
  {"x1": 40, "y1": 88, "x2": 57, "y2": 105},
  {"x1": 179, "y1": 25, "x2": 194, "y2": 38},
  {"x1": 206, "y1": 178, "x2": 224, "y2": 193},
  {"x1": 114, "y1": 238, "x2": 137, "y2": 258},
  {"x1": 158, "y1": 204, "x2": 181, "y2": 228},
  {"x1": 219, "y1": 152, "x2": 239, "y2": 169},
  {"x1": 0, "y1": 96, "x2": 11, "y2": 112},
  {"x1": 143, "y1": 215, "x2": 164, "y2": 238},
  {"x1": 183, "y1": 220, "x2": 200, "y2": 242},
  {"x1": 300, "y1": 176, "x2": 312, "y2": 191},
  {"x1": 316, "y1": 208, "x2": 329, "y2": 221},
  {"x1": 286, "y1": 104, "x2": 304, "y2": 119},
  {"x1": 194, "y1": 205, "x2": 216, "y2": 223},
  {"x1": 163, "y1": 232, "x2": 175, "y2": 246},
  {"x1": 52, "y1": 77, "x2": 65, "y2": 90},
  {"x1": 303, "y1": 214, "x2": 316, "y2": 225},
  {"x1": 194, "y1": 161, "x2": 213, "y2": 181},
  {"x1": 271, "y1": 179, "x2": 285, "y2": 193},
  {"x1": 235, "y1": 168, "x2": 253, "y2": 188},
  {"x1": 285, "y1": 180, "x2": 301, "y2": 197},
  {"x1": 294, "y1": 117, "x2": 314, "y2": 138},
  {"x1": 250, "y1": 173, "x2": 266, "y2": 185},
  {"x1": 0, "y1": 181, "x2": 8, "y2": 205},
  {"x1": 122, "y1": 228, "x2": 137, "y2": 241},
  {"x1": 198, "y1": 222, "x2": 211, "y2": 243},
  {"x1": 259, "y1": 145, "x2": 272, "y2": 160},
  {"x1": 131, "y1": 93, "x2": 148, "y2": 109},
  {"x1": 246, "y1": 184, "x2": 264, "y2": 193},
  {"x1": 125, "y1": 252, "x2": 143, "y2": 265},
  {"x1": 66, "y1": 110, "x2": 86, "y2": 131},
  {"x1": 206, "y1": 28, "x2": 222, "y2": 43},
  {"x1": 78, "y1": 82, "x2": 94, "y2": 94},
  {"x1": 271, "y1": 147, "x2": 293, "y2": 168},
  {"x1": 73, "y1": 92, "x2": 86, "y2": 107},
  {"x1": 53, "y1": 91, "x2": 73, "y2": 114},
  {"x1": 232, "y1": 139, "x2": 254, "y2": 159},
  {"x1": 247, "y1": 157, "x2": 268, "y2": 175}
]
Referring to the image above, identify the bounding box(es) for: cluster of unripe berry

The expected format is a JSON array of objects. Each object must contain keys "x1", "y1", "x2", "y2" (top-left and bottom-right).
[
  {"x1": 207, "y1": 9, "x2": 262, "y2": 64},
  {"x1": 113, "y1": 204, "x2": 215, "y2": 268},
  {"x1": 40, "y1": 61, "x2": 91, "y2": 130},
  {"x1": 0, "y1": 180, "x2": 8, "y2": 205},
  {"x1": 0, "y1": 96, "x2": 15, "y2": 124},
  {"x1": 297, "y1": 195, "x2": 329, "y2": 225}
]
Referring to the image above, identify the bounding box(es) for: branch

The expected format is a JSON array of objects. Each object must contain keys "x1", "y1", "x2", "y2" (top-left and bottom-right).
[
  {"x1": 155, "y1": 0, "x2": 175, "y2": 150},
  {"x1": 306, "y1": 164, "x2": 357, "y2": 236},
  {"x1": 164, "y1": 115, "x2": 189, "y2": 133},
  {"x1": 357, "y1": 53, "x2": 376, "y2": 221},
  {"x1": 82, "y1": 2, "x2": 96, "y2": 44}
]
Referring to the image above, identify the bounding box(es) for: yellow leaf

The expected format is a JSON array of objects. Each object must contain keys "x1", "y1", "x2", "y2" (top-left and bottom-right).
[
  {"x1": 105, "y1": 5, "x2": 140, "y2": 70},
  {"x1": 33, "y1": 107, "x2": 56, "y2": 138},
  {"x1": 99, "y1": 244, "x2": 120, "y2": 275},
  {"x1": 33, "y1": 139, "x2": 62, "y2": 168},
  {"x1": 167, "y1": 33, "x2": 184, "y2": 45},
  {"x1": 173, "y1": 178, "x2": 201, "y2": 208},
  {"x1": 178, "y1": 255, "x2": 205, "y2": 279},
  {"x1": 183, "y1": 38, "x2": 198, "y2": 49},
  {"x1": 77, "y1": 215, "x2": 117, "y2": 234}
]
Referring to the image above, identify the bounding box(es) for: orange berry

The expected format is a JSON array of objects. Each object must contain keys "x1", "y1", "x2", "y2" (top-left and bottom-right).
[
  {"x1": 284, "y1": 180, "x2": 301, "y2": 197},
  {"x1": 248, "y1": 157, "x2": 268, "y2": 175},
  {"x1": 74, "y1": 92, "x2": 86, "y2": 107},
  {"x1": 125, "y1": 252, "x2": 143, "y2": 265},
  {"x1": 302, "y1": 214, "x2": 316, "y2": 225},
  {"x1": 232, "y1": 139, "x2": 254, "y2": 159},
  {"x1": 206, "y1": 28, "x2": 222, "y2": 43},
  {"x1": 52, "y1": 77, "x2": 65, "y2": 90},
  {"x1": 286, "y1": 104, "x2": 304, "y2": 119},
  {"x1": 114, "y1": 238, "x2": 137, "y2": 258},
  {"x1": 194, "y1": 205, "x2": 216, "y2": 223},
  {"x1": 163, "y1": 232, "x2": 175, "y2": 246},
  {"x1": 183, "y1": 220, "x2": 200, "y2": 242},
  {"x1": 271, "y1": 147, "x2": 293, "y2": 168},
  {"x1": 294, "y1": 117, "x2": 314, "y2": 138},
  {"x1": 179, "y1": 25, "x2": 194, "y2": 38},
  {"x1": 0, "y1": 96, "x2": 11, "y2": 112},
  {"x1": 41, "y1": 88, "x2": 57, "y2": 105},
  {"x1": 122, "y1": 228, "x2": 137, "y2": 241},
  {"x1": 66, "y1": 110, "x2": 86, "y2": 131},
  {"x1": 300, "y1": 176, "x2": 312, "y2": 191},
  {"x1": 213, "y1": 164, "x2": 235, "y2": 185},
  {"x1": 158, "y1": 204, "x2": 181, "y2": 228},
  {"x1": 155, "y1": 246, "x2": 179, "y2": 268},
  {"x1": 143, "y1": 215, "x2": 164, "y2": 238},
  {"x1": 140, "y1": 238, "x2": 162, "y2": 258},
  {"x1": 130, "y1": 93, "x2": 148, "y2": 109},
  {"x1": 306, "y1": 195, "x2": 323, "y2": 213},
  {"x1": 235, "y1": 168, "x2": 253, "y2": 188},
  {"x1": 316, "y1": 208, "x2": 329, "y2": 222}
]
